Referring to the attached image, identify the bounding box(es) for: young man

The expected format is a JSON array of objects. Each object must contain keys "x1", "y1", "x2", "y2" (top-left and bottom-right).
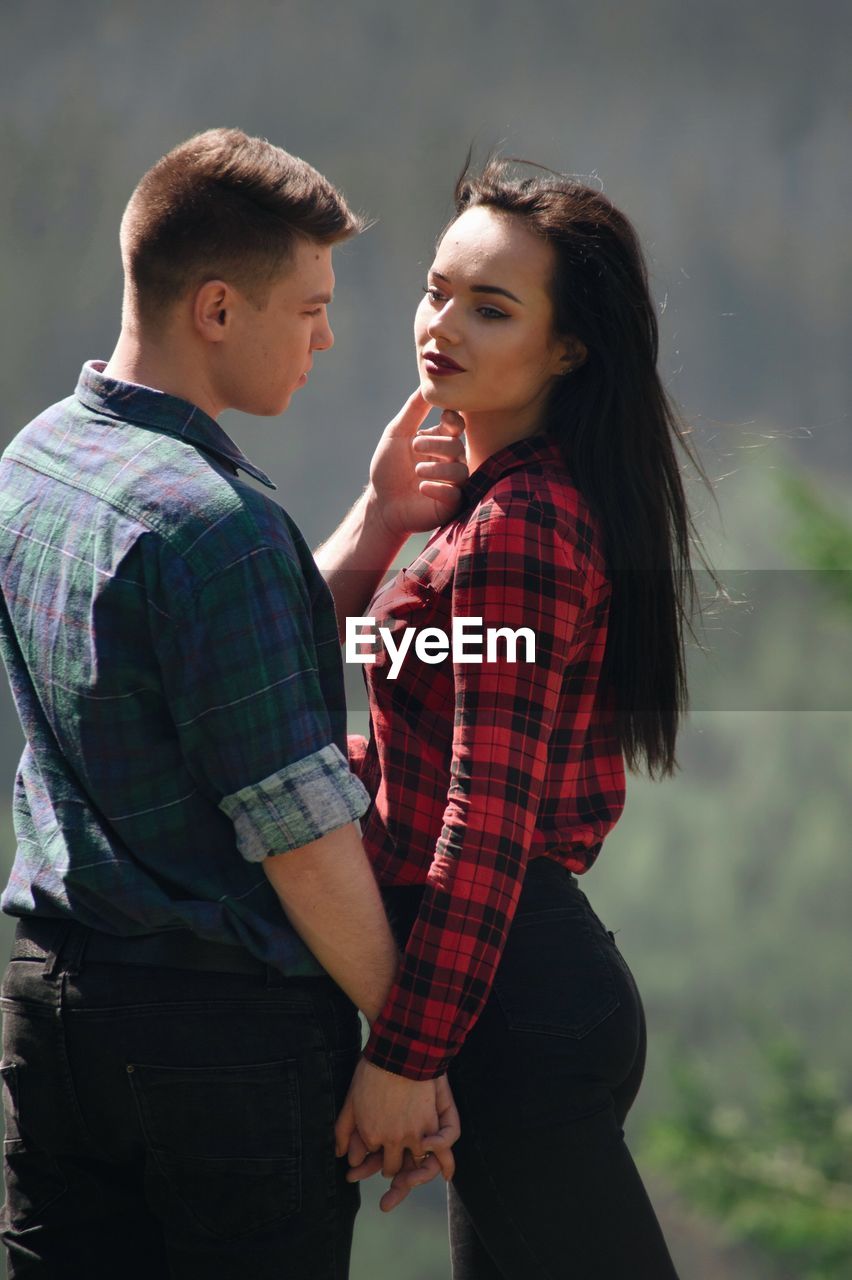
[{"x1": 0, "y1": 128, "x2": 464, "y2": 1278}]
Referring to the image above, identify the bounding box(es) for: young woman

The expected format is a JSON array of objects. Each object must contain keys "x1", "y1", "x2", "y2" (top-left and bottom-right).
[{"x1": 345, "y1": 159, "x2": 716, "y2": 1278}]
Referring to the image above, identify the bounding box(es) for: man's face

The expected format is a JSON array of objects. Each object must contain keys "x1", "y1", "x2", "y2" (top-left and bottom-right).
[{"x1": 221, "y1": 239, "x2": 335, "y2": 416}]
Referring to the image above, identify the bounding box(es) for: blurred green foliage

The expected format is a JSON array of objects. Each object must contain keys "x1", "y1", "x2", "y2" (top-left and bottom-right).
[
  {"x1": 634, "y1": 466, "x2": 852, "y2": 1278},
  {"x1": 774, "y1": 467, "x2": 852, "y2": 609},
  {"x1": 646, "y1": 1029, "x2": 852, "y2": 1280}
]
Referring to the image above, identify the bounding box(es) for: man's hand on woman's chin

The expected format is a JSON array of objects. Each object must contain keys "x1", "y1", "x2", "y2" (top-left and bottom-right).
[
  {"x1": 334, "y1": 1060, "x2": 461, "y2": 1211},
  {"x1": 367, "y1": 390, "x2": 468, "y2": 538}
]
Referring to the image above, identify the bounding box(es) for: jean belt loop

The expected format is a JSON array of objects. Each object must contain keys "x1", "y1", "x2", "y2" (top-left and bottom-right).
[
  {"x1": 61, "y1": 922, "x2": 91, "y2": 976},
  {"x1": 40, "y1": 921, "x2": 89, "y2": 982},
  {"x1": 265, "y1": 963, "x2": 286, "y2": 989}
]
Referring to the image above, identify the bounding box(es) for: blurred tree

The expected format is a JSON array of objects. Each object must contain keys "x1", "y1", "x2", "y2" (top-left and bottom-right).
[
  {"x1": 645, "y1": 1026, "x2": 852, "y2": 1280},
  {"x1": 774, "y1": 466, "x2": 852, "y2": 610},
  {"x1": 641, "y1": 462, "x2": 852, "y2": 1280}
]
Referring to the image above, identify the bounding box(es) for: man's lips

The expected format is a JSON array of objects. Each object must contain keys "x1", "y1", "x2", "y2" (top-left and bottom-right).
[{"x1": 422, "y1": 350, "x2": 466, "y2": 374}]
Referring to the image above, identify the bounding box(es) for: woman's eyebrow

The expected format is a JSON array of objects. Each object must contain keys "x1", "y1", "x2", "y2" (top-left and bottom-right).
[
  {"x1": 432, "y1": 270, "x2": 523, "y2": 305},
  {"x1": 471, "y1": 284, "x2": 523, "y2": 304}
]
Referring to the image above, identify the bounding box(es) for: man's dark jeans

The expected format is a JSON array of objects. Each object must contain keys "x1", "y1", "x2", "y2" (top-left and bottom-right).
[
  {"x1": 0, "y1": 925, "x2": 361, "y2": 1279},
  {"x1": 387, "y1": 859, "x2": 681, "y2": 1280}
]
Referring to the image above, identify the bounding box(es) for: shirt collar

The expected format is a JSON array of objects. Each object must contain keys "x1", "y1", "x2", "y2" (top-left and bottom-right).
[
  {"x1": 458, "y1": 433, "x2": 566, "y2": 512},
  {"x1": 74, "y1": 360, "x2": 276, "y2": 490}
]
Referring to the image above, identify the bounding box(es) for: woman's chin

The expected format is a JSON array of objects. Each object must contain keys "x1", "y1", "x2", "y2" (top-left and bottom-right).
[{"x1": 419, "y1": 378, "x2": 463, "y2": 410}]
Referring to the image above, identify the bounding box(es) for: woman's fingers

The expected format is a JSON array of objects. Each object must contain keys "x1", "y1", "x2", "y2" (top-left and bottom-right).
[
  {"x1": 344, "y1": 1092, "x2": 458, "y2": 1202},
  {"x1": 379, "y1": 1151, "x2": 442, "y2": 1212},
  {"x1": 345, "y1": 1149, "x2": 384, "y2": 1182},
  {"x1": 334, "y1": 1090, "x2": 357, "y2": 1158},
  {"x1": 346, "y1": 1128, "x2": 372, "y2": 1168},
  {"x1": 380, "y1": 1140, "x2": 405, "y2": 1179},
  {"x1": 419, "y1": 1073, "x2": 461, "y2": 1179},
  {"x1": 410, "y1": 1127, "x2": 455, "y2": 1181}
]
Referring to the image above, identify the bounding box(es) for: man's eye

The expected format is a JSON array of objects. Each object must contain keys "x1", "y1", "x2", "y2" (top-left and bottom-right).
[{"x1": 304, "y1": 308, "x2": 323, "y2": 317}]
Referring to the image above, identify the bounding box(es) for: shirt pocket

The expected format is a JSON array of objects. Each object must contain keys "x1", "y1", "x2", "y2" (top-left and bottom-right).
[
  {"x1": 493, "y1": 904, "x2": 621, "y2": 1039},
  {"x1": 367, "y1": 569, "x2": 439, "y2": 677},
  {"x1": 126, "y1": 1057, "x2": 301, "y2": 1240},
  {"x1": 375, "y1": 568, "x2": 436, "y2": 624}
]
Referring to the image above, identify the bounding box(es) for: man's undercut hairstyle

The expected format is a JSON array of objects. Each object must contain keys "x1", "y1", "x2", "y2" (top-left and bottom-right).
[{"x1": 121, "y1": 127, "x2": 363, "y2": 323}]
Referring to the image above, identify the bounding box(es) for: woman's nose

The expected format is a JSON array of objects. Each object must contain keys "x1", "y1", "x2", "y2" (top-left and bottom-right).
[{"x1": 427, "y1": 300, "x2": 460, "y2": 343}]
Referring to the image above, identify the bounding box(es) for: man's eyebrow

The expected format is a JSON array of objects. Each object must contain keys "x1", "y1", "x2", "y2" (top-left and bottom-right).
[
  {"x1": 432, "y1": 271, "x2": 522, "y2": 305},
  {"x1": 303, "y1": 292, "x2": 333, "y2": 304}
]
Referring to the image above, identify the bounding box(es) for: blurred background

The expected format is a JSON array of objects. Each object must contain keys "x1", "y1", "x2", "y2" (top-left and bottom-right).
[{"x1": 1, "y1": 2, "x2": 850, "y2": 1276}]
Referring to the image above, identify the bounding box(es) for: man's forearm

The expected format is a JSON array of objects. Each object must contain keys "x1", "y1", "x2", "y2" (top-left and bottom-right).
[
  {"x1": 262, "y1": 820, "x2": 399, "y2": 1023},
  {"x1": 314, "y1": 489, "x2": 406, "y2": 642}
]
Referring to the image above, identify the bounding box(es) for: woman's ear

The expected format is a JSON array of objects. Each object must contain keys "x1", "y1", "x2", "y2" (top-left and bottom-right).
[{"x1": 557, "y1": 334, "x2": 588, "y2": 375}]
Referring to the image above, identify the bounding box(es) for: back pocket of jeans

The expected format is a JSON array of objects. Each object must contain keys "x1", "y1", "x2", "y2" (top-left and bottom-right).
[
  {"x1": 127, "y1": 1058, "x2": 300, "y2": 1240},
  {"x1": 493, "y1": 906, "x2": 620, "y2": 1038}
]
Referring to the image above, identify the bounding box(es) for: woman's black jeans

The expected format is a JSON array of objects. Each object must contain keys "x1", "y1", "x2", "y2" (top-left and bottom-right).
[
  {"x1": 0, "y1": 925, "x2": 361, "y2": 1279},
  {"x1": 386, "y1": 859, "x2": 680, "y2": 1279}
]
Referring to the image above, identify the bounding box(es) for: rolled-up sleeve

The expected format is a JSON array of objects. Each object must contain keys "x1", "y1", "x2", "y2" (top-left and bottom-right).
[
  {"x1": 220, "y1": 743, "x2": 369, "y2": 861},
  {"x1": 155, "y1": 541, "x2": 370, "y2": 860}
]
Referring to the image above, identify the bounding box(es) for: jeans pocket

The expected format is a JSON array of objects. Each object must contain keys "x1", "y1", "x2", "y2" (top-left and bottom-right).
[
  {"x1": 1, "y1": 1062, "x2": 69, "y2": 1230},
  {"x1": 127, "y1": 1058, "x2": 301, "y2": 1240},
  {"x1": 493, "y1": 906, "x2": 620, "y2": 1039}
]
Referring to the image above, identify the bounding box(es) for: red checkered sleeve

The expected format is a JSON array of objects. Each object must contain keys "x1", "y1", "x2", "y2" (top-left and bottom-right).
[{"x1": 363, "y1": 494, "x2": 593, "y2": 1079}]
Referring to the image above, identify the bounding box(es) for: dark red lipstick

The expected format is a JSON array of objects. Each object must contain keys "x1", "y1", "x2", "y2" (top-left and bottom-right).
[{"x1": 422, "y1": 350, "x2": 466, "y2": 376}]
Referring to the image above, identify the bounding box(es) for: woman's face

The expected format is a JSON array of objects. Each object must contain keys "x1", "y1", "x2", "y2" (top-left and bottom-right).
[{"x1": 414, "y1": 205, "x2": 573, "y2": 427}]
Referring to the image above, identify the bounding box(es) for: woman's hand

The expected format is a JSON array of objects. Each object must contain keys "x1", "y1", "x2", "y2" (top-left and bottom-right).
[
  {"x1": 367, "y1": 391, "x2": 467, "y2": 538},
  {"x1": 335, "y1": 1061, "x2": 460, "y2": 1204}
]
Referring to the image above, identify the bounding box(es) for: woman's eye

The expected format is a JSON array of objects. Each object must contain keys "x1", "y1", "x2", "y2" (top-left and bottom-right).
[
  {"x1": 477, "y1": 306, "x2": 508, "y2": 320},
  {"x1": 422, "y1": 285, "x2": 446, "y2": 303}
]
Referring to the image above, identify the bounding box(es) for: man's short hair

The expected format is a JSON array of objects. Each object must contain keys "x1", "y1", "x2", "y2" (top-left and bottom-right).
[{"x1": 121, "y1": 127, "x2": 362, "y2": 323}]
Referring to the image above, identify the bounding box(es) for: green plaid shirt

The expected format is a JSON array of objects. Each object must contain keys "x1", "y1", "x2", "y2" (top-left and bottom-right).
[{"x1": 0, "y1": 361, "x2": 369, "y2": 975}]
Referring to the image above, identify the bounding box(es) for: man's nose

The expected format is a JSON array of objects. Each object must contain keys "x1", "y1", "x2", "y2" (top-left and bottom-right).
[{"x1": 313, "y1": 316, "x2": 334, "y2": 351}]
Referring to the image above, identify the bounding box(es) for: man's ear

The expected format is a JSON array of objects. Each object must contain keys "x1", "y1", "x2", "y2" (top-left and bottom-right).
[
  {"x1": 193, "y1": 280, "x2": 232, "y2": 344},
  {"x1": 555, "y1": 333, "x2": 588, "y2": 376}
]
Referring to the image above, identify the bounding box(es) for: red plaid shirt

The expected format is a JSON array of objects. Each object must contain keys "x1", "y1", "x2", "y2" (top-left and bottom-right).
[{"x1": 348, "y1": 434, "x2": 626, "y2": 1079}]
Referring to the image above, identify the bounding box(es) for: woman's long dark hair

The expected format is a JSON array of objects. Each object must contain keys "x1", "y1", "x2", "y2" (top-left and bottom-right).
[{"x1": 449, "y1": 158, "x2": 720, "y2": 779}]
